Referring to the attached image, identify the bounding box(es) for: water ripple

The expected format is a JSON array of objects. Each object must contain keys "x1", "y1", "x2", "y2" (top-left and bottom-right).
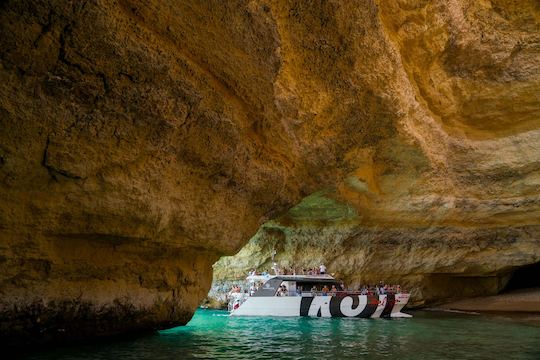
[{"x1": 24, "y1": 310, "x2": 540, "y2": 360}]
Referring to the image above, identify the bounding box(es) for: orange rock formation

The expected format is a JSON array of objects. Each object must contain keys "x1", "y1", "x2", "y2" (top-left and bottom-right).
[{"x1": 0, "y1": 0, "x2": 538, "y2": 344}]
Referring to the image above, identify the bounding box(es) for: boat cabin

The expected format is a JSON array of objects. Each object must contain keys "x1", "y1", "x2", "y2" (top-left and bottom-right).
[{"x1": 251, "y1": 274, "x2": 340, "y2": 297}]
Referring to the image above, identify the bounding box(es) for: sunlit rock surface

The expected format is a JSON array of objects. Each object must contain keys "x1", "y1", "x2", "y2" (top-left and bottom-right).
[{"x1": 0, "y1": 0, "x2": 539, "y2": 344}]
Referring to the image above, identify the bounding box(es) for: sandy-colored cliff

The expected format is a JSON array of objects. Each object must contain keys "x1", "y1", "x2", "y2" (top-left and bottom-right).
[{"x1": 0, "y1": 0, "x2": 538, "y2": 344}]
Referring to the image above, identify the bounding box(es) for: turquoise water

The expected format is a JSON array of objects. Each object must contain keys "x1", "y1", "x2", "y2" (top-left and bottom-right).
[{"x1": 24, "y1": 309, "x2": 540, "y2": 359}]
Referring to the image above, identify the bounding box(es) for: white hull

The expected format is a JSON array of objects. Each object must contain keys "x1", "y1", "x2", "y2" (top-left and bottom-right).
[{"x1": 230, "y1": 293, "x2": 411, "y2": 318}]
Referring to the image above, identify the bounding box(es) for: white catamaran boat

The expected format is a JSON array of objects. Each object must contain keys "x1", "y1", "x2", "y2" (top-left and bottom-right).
[{"x1": 228, "y1": 274, "x2": 411, "y2": 318}]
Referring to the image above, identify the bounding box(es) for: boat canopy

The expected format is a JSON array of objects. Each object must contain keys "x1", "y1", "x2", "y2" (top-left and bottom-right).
[{"x1": 272, "y1": 275, "x2": 338, "y2": 283}]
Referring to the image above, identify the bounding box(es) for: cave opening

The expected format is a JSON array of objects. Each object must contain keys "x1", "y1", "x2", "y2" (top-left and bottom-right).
[{"x1": 502, "y1": 261, "x2": 540, "y2": 292}]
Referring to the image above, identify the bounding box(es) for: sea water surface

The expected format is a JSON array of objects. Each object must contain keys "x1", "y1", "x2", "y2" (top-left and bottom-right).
[{"x1": 25, "y1": 309, "x2": 540, "y2": 359}]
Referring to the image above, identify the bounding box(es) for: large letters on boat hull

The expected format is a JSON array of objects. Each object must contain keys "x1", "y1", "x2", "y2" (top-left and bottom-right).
[
  {"x1": 300, "y1": 295, "x2": 388, "y2": 318},
  {"x1": 230, "y1": 293, "x2": 410, "y2": 317}
]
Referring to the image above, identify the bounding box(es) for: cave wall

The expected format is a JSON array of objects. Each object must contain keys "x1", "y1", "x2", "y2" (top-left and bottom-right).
[
  {"x1": 213, "y1": 191, "x2": 539, "y2": 306},
  {"x1": 1, "y1": 0, "x2": 539, "y2": 343}
]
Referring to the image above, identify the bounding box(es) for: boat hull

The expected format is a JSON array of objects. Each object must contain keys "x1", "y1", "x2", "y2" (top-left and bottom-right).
[{"x1": 230, "y1": 293, "x2": 411, "y2": 318}]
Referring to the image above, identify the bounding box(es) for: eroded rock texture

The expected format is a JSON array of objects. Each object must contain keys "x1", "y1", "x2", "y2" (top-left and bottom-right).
[{"x1": 0, "y1": 0, "x2": 538, "y2": 344}]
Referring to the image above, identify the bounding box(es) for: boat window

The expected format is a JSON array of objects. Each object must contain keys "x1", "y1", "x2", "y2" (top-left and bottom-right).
[
  {"x1": 295, "y1": 281, "x2": 337, "y2": 291},
  {"x1": 251, "y1": 277, "x2": 283, "y2": 297}
]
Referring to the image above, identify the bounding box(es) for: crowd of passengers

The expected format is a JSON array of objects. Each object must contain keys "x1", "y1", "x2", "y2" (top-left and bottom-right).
[
  {"x1": 229, "y1": 282, "x2": 404, "y2": 297},
  {"x1": 228, "y1": 261, "x2": 405, "y2": 297},
  {"x1": 275, "y1": 282, "x2": 403, "y2": 297}
]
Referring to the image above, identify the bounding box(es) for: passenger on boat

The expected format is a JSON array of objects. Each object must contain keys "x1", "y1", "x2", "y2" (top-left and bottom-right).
[
  {"x1": 311, "y1": 285, "x2": 317, "y2": 296},
  {"x1": 330, "y1": 285, "x2": 337, "y2": 296},
  {"x1": 322, "y1": 285, "x2": 329, "y2": 296},
  {"x1": 319, "y1": 264, "x2": 327, "y2": 274},
  {"x1": 228, "y1": 285, "x2": 240, "y2": 297},
  {"x1": 360, "y1": 286, "x2": 368, "y2": 295},
  {"x1": 296, "y1": 286, "x2": 302, "y2": 296}
]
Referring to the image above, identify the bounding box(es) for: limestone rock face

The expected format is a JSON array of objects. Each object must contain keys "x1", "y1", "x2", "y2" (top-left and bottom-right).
[
  {"x1": 0, "y1": 0, "x2": 538, "y2": 343},
  {"x1": 213, "y1": 192, "x2": 539, "y2": 306}
]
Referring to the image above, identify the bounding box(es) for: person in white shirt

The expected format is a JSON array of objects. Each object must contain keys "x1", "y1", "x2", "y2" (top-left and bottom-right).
[{"x1": 319, "y1": 264, "x2": 327, "y2": 274}]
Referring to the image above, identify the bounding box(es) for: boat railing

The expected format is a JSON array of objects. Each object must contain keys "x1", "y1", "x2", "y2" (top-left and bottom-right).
[{"x1": 275, "y1": 290, "x2": 406, "y2": 297}]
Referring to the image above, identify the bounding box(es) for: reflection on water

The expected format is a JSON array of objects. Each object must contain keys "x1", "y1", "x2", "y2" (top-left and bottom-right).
[{"x1": 24, "y1": 309, "x2": 540, "y2": 359}]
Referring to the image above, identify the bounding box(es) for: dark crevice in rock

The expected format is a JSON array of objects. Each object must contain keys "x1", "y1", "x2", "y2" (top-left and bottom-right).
[
  {"x1": 58, "y1": 23, "x2": 112, "y2": 97},
  {"x1": 58, "y1": 25, "x2": 84, "y2": 74},
  {"x1": 96, "y1": 72, "x2": 110, "y2": 95},
  {"x1": 33, "y1": 8, "x2": 53, "y2": 47},
  {"x1": 119, "y1": 71, "x2": 137, "y2": 83},
  {"x1": 502, "y1": 261, "x2": 540, "y2": 292},
  {"x1": 41, "y1": 136, "x2": 83, "y2": 181}
]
